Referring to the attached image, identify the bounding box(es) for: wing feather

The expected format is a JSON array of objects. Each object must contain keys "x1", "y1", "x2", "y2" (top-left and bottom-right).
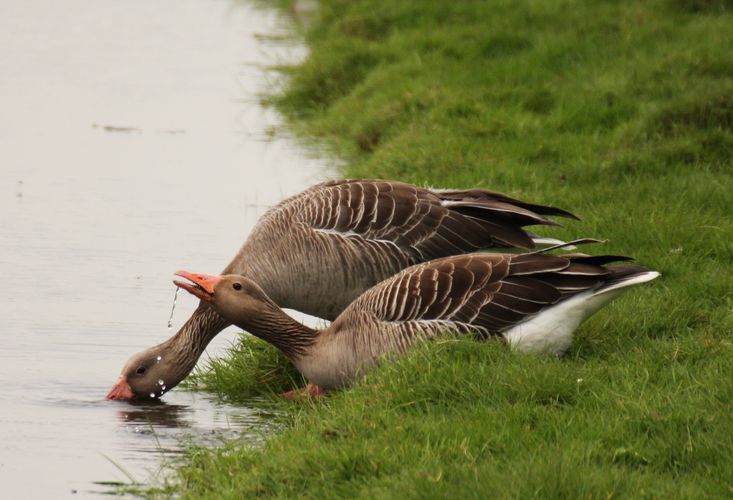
[
  {"x1": 342, "y1": 251, "x2": 640, "y2": 350},
  {"x1": 280, "y1": 180, "x2": 576, "y2": 262}
]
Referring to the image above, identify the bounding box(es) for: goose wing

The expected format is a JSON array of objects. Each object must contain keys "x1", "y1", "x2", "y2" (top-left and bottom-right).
[
  {"x1": 287, "y1": 179, "x2": 576, "y2": 259},
  {"x1": 342, "y1": 252, "x2": 637, "y2": 346}
]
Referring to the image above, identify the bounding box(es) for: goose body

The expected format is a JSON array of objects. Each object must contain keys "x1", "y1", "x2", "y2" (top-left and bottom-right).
[
  {"x1": 108, "y1": 179, "x2": 577, "y2": 400},
  {"x1": 224, "y1": 179, "x2": 577, "y2": 318},
  {"x1": 174, "y1": 252, "x2": 658, "y2": 391}
]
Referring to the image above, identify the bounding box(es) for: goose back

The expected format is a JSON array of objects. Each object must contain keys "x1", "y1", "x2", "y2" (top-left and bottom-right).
[
  {"x1": 299, "y1": 253, "x2": 656, "y2": 387},
  {"x1": 232, "y1": 179, "x2": 577, "y2": 319}
]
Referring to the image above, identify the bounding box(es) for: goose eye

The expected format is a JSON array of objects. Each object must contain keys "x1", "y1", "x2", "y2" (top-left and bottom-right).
[
  {"x1": 232, "y1": 282, "x2": 242, "y2": 291},
  {"x1": 136, "y1": 366, "x2": 147, "y2": 375}
]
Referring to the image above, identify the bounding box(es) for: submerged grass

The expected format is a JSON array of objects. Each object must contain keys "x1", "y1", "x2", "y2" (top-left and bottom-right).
[
  {"x1": 169, "y1": 0, "x2": 733, "y2": 497},
  {"x1": 184, "y1": 336, "x2": 304, "y2": 403}
]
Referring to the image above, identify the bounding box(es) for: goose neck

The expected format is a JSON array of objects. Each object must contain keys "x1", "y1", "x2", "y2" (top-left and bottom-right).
[{"x1": 240, "y1": 301, "x2": 320, "y2": 361}]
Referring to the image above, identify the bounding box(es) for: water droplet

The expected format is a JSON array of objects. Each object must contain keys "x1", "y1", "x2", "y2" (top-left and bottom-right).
[
  {"x1": 161, "y1": 386, "x2": 166, "y2": 391},
  {"x1": 167, "y1": 287, "x2": 180, "y2": 329},
  {"x1": 158, "y1": 379, "x2": 164, "y2": 386},
  {"x1": 149, "y1": 393, "x2": 156, "y2": 398},
  {"x1": 156, "y1": 355, "x2": 162, "y2": 362}
]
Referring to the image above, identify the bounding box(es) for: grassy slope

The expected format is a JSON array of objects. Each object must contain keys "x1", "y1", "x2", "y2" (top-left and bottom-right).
[{"x1": 173, "y1": 0, "x2": 733, "y2": 497}]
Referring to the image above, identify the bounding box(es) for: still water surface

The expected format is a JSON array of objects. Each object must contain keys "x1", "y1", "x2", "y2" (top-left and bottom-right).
[{"x1": 0, "y1": 0, "x2": 326, "y2": 496}]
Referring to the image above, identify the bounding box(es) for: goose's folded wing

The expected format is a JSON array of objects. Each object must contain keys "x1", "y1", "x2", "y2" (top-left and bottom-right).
[
  {"x1": 287, "y1": 179, "x2": 577, "y2": 258},
  {"x1": 344, "y1": 253, "x2": 625, "y2": 343}
]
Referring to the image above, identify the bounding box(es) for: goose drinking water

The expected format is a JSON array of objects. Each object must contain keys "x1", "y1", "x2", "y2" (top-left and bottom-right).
[{"x1": 107, "y1": 179, "x2": 577, "y2": 400}]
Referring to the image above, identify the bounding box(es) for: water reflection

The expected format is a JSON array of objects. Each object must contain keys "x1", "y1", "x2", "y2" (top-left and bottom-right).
[
  {"x1": 117, "y1": 400, "x2": 192, "y2": 429},
  {"x1": 111, "y1": 391, "x2": 279, "y2": 456},
  {"x1": 0, "y1": 0, "x2": 327, "y2": 497}
]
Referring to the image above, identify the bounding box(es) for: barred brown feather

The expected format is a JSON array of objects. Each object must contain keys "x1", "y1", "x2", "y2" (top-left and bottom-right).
[
  {"x1": 193, "y1": 252, "x2": 657, "y2": 390},
  {"x1": 113, "y1": 179, "x2": 577, "y2": 398}
]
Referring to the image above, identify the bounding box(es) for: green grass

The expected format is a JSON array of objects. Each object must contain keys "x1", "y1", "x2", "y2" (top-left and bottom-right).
[
  {"x1": 183, "y1": 336, "x2": 305, "y2": 403},
  {"x1": 166, "y1": 0, "x2": 733, "y2": 497}
]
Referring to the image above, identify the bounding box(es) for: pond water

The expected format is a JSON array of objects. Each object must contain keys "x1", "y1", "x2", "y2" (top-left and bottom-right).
[{"x1": 0, "y1": 0, "x2": 327, "y2": 496}]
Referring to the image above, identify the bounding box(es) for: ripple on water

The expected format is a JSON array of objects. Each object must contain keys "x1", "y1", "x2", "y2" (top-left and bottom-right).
[{"x1": 0, "y1": 0, "x2": 328, "y2": 495}]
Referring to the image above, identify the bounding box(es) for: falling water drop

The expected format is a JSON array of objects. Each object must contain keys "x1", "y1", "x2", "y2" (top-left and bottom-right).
[
  {"x1": 161, "y1": 386, "x2": 166, "y2": 391},
  {"x1": 156, "y1": 355, "x2": 162, "y2": 362},
  {"x1": 167, "y1": 287, "x2": 180, "y2": 329},
  {"x1": 149, "y1": 393, "x2": 156, "y2": 398},
  {"x1": 158, "y1": 379, "x2": 164, "y2": 386}
]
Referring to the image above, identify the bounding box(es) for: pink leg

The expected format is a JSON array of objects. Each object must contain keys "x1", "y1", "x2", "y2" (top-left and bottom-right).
[
  {"x1": 281, "y1": 383, "x2": 326, "y2": 400},
  {"x1": 306, "y1": 383, "x2": 326, "y2": 398}
]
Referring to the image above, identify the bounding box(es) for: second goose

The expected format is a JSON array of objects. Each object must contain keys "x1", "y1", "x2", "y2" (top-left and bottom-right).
[{"x1": 174, "y1": 251, "x2": 658, "y2": 395}]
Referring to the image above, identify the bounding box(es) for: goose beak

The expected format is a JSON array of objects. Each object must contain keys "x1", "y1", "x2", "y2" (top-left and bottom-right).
[
  {"x1": 173, "y1": 270, "x2": 221, "y2": 302},
  {"x1": 106, "y1": 376, "x2": 134, "y2": 400}
]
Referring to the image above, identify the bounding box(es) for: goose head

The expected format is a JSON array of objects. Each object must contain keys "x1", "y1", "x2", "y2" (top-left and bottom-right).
[
  {"x1": 172, "y1": 270, "x2": 274, "y2": 325},
  {"x1": 106, "y1": 272, "x2": 280, "y2": 401},
  {"x1": 106, "y1": 272, "x2": 244, "y2": 402},
  {"x1": 106, "y1": 346, "x2": 172, "y2": 401}
]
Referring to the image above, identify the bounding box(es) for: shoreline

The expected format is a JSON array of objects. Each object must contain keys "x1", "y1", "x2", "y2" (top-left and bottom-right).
[{"x1": 164, "y1": 0, "x2": 733, "y2": 496}]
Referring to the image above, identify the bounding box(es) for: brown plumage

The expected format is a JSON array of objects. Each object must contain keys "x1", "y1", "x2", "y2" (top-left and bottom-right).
[
  {"x1": 232, "y1": 179, "x2": 577, "y2": 318},
  {"x1": 107, "y1": 179, "x2": 577, "y2": 400},
  {"x1": 172, "y1": 252, "x2": 658, "y2": 392}
]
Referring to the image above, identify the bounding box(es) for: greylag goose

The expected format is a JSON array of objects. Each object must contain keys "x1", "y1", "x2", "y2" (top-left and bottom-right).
[
  {"x1": 107, "y1": 179, "x2": 577, "y2": 400},
  {"x1": 171, "y1": 250, "x2": 658, "y2": 396}
]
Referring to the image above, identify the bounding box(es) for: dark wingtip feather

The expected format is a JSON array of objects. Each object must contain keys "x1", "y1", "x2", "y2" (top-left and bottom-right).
[
  {"x1": 521, "y1": 203, "x2": 581, "y2": 221},
  {"x1": 509, "y1": 253, "x2": 570, "y2": 275},
  {"x1": 567, "y1": 255, "x2": 635, "y2": 266},
  {"x1": 551, "y1": 206, "x2": 581, "y2": 221},
  {"x1": 435, "y1": 188, "x2": 580, "y2": 221}
]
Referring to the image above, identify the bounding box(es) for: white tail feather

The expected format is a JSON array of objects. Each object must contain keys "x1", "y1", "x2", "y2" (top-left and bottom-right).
[
  {"x1": 595, "y1": 271, "x2": 660, "y2": 296},
  {"x1": 503, "y1": 271, "x2": 660, "y2": 356}
]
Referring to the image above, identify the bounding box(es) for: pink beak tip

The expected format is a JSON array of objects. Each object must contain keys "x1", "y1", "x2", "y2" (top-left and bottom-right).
[{"x1": 106, "y1": 377, "x2": 134, "y2": 400}]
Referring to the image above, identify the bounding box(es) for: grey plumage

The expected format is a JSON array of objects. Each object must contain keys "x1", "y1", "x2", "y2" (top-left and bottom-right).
[
  {"x1": 112, "y1": 179, "x2": 577, "y2": 398},
  {"x1": 182, "y1": 252, "x2": 658, "y2": 390},
  {"x1": 228, "y1": 179, "x2": 577, "y2": 318}
]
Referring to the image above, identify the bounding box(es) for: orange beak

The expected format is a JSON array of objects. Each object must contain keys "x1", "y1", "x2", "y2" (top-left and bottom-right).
[
  {"x1": 173, "y1": 270, "x2": 222, "y2": 302},
  {"x1": 106, "y1": 376, "x2": 134, "y2": 400}
]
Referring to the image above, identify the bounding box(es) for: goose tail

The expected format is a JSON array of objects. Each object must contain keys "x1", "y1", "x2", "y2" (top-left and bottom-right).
[
  {"x1": 503, "y1": 264, "x2": 659, "y2": 356},
  {"x1": 595, "y1": 265, "x2": 660, "y2": 296}
]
